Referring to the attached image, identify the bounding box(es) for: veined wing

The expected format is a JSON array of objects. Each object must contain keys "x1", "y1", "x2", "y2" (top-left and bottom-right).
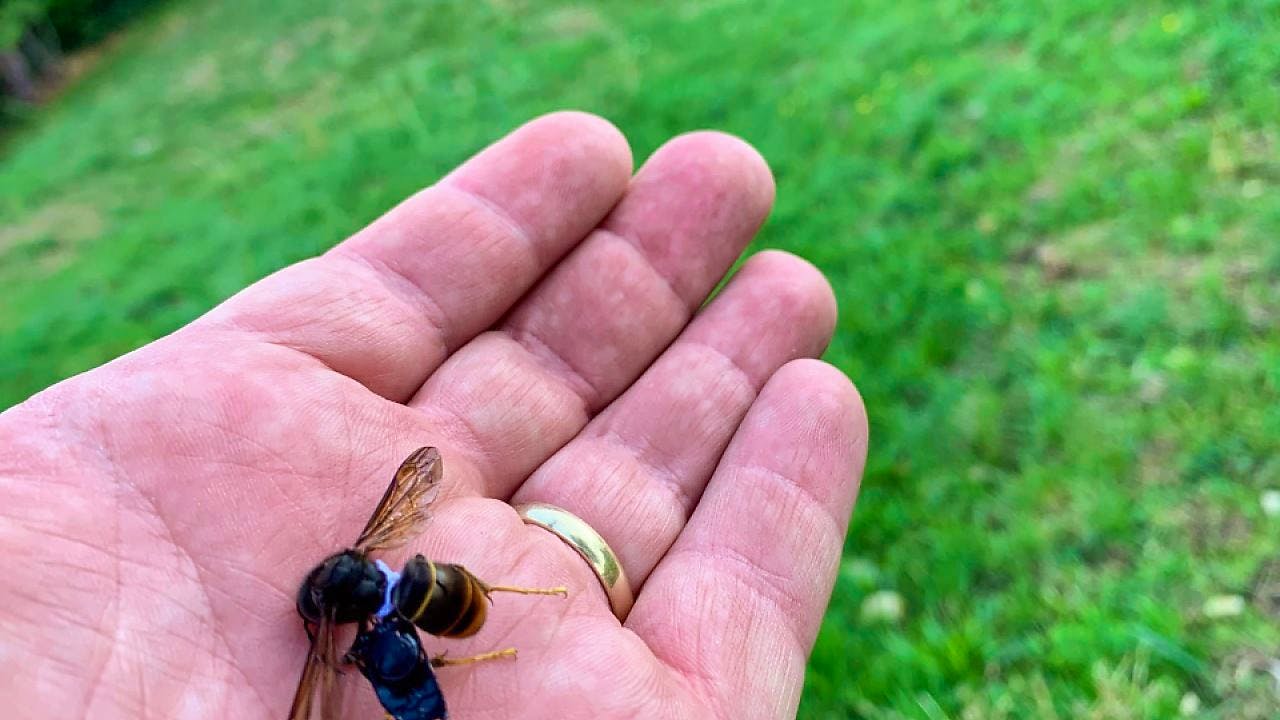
[
  {"x1": 354, "y1": 447, "x2": 443, "y2": 552},
  {"x1": 287, "y1": 612, "x2": 341, "y2": 720}
]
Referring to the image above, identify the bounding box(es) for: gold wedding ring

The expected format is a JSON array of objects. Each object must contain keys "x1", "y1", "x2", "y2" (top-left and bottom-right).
[{"x1": 513, "y1": 502, "x2": 634, "y2": 621}]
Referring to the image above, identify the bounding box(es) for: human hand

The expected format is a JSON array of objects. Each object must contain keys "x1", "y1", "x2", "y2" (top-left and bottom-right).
[{"x1": 0, "y1": 112, "x2": 868, "y2": 719}]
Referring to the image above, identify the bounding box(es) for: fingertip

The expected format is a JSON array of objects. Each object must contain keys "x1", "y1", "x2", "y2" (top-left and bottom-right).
[
  {"x1": 738, "y1": 251, "x2": 838, "y2": 353},
  {"x1": 756, "y1": 358, "x2": 869, "y2": 507},
  {"x1": 768, "y1": 358, "x2": 868, "y2": 438},
  {"x1": 444, "y1": 110, "x2": 635, "y2": 241},
  {"x1": 645, "y1": 130, "x2": 776, "y2": 224},
  {"x1": 522, "y1": 109, "x2": 636, "y2": 180},
  {"x1": 684, "y1": 252, "x2": 837, "y2": 381}
]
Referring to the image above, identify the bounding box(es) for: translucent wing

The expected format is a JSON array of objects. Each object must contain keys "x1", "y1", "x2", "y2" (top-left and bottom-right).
[
  {"x1": 287, "y1": 613, "x2": 341, "y2": 720},
  {"x1": 317, "y1": 612, "x2": 347, "y2": 720},
  {"x1": 354, "y1": 447, "x2": 443, "y2": 552}
]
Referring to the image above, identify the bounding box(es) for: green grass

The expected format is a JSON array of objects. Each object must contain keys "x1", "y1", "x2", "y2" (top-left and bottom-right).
[{"x1": 3, "y1": 0, "x2": 1279, "y2": 717}]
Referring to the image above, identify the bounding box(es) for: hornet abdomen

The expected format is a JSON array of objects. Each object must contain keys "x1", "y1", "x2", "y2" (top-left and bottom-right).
[{"x1": 392, "y1": 555, "x2": 489, "y2": 638}]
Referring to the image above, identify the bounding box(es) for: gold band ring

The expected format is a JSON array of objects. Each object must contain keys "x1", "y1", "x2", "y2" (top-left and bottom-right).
[{"x1": 513, "y1": 502, "x2": 634, "y2": 621}]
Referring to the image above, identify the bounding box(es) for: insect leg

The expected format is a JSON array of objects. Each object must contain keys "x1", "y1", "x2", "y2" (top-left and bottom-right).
[
  {"x1": 481, "y1": 583, "x2": 568, "y2": 597},
  {"x1": 429, "y1": 648, "x2": 517, "y2": 667}
]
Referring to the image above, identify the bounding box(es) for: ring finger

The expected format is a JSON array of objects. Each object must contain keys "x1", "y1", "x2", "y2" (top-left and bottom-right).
[{"x1": 510, "y1": 250, "x2": 836, "y2": 591}]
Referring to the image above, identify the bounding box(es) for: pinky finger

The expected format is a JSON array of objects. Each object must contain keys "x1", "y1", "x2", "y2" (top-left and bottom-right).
[{"x1": 627, "y1": 359, "x2": 868, "y2": 720}]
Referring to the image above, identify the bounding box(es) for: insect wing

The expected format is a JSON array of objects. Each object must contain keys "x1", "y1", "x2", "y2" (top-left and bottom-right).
[
  {"x1": 287, "y1": 613, "x2": 345, "y2": 720},
  {"x1": 317, "y1": 612, "x2": 348, "y2": 720},
  {"x1": 354, "y1": 447, "x2": 443, "y2": 552}
]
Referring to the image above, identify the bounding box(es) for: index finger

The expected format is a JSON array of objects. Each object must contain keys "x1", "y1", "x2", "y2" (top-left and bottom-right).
[{"x1": 201, "y1": 111, "x2": 633, "y2": 401}]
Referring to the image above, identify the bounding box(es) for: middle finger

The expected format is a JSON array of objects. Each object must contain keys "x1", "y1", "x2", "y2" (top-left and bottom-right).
[{"x1": 409, "y1": 132, "x2": 775, "y2": 498}]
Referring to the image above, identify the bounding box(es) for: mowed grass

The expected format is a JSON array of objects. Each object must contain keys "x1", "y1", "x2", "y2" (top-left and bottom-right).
[{"x1": 3, "y1": 0, "x2": 1279, "y2": 717}]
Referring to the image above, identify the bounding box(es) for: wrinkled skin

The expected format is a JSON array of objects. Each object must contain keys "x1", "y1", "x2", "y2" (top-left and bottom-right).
[{"x1": 0, "y1": 113, "x2": 868, "y2": 720}]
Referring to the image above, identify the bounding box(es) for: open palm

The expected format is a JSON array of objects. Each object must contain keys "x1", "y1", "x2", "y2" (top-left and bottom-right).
[{"x1": 0, "y1": 113, "x2": 867, "y2": 720}]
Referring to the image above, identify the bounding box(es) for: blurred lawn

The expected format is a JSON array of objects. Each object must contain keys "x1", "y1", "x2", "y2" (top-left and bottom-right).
[{"x1": 3, "y1": 0, "x2": 1279, "y2": 717}]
